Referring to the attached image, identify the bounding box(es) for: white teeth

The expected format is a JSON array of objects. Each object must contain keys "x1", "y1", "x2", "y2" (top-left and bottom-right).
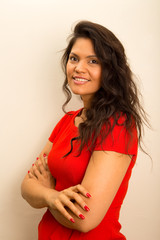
[{"x1": 74, "y1": 78, "x2": 88, "y2": 82}]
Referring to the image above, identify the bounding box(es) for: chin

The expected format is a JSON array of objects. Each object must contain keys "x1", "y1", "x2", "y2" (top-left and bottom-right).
[{"x1": 70, "y1": 88, "x2": 85, "y2": 96}]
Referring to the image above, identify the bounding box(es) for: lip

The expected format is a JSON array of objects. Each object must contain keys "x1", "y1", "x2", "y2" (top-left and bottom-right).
[
  {"x1": 72, "y1": 76, "x2": 90, "y2": 85},
  {"x1": 73, "y1": 76, "x2": 89, "y2": 81}
]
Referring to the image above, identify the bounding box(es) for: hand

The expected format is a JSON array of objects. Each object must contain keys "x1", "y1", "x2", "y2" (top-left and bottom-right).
[
  {"x1": 28, "y1": 156, "x2": 55, "y2": 189},
  {"x1": 47, "y1": 184, "x2": 91, "y2": 223}
]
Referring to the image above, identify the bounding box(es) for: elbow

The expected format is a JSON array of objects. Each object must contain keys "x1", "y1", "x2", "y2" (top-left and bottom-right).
[
  {"x1": 78, "y1": 221, "x2": 98, "y2": 233},
  {"x1": 21, "y1": 181, "x2": 26, "y2": 199},
  {"x1": 79, "y1": 226, "x2": 94, "y2": 233},
  {"x1": 74, "y1": 210, "x2": 102, "y2": 233},
  {"x1": 21, "y1": 178, "x2": 30, "y2": 201},
  {"x1": 80, "y1": 227, "x2": 91, "y2": 233},
  {"x1": 21, "y1": 188, "x2": 26, "y2": 200},
  {"x1": 20, "y1": 181, "x2": 35, "y2": 208}
]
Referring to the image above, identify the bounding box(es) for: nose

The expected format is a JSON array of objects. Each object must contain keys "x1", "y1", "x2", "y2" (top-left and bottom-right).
[{"x1": 75, "y1": 60, "x2": 86, "y2": 73}]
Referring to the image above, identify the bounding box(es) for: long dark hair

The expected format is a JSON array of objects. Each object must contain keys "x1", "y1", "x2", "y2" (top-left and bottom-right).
[{"x1": 61, "y1": 20, "x2": 149, "y2": 155}]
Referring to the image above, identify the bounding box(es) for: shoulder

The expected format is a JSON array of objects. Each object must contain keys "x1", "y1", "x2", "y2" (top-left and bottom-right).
[
  {"x1": 58, "y1": 109, "x2": 81, "y2": 121},
  {"x1": 67, "y1": 109, "x2": 82, "y2": 116},
  {"x1": 59, "y1": 109, "x2": 81, "y2": 123},
  {"x1": 95, "y1": 113, "x2": 138, "y2": 155},
  {"x1": 50, "y1": 109, "x2": 81, "y2": 132},
  {"x1": 48, "y1": 109, "x2": 81, "y2": 143},
  {"x1": 102, "y1": 113, "x2": 137, "y2": 134}
]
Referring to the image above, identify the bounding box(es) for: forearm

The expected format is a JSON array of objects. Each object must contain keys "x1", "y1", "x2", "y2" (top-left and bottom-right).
[
  {"x1": 21, "y1": 161, "x2": 93, "y2": 232},
  {"x1": 49, "y1": 208, "x2": 82, "y2": 231},
  {"x1": 49, "y1": 195, "x2": 92, "y2": 232},
  {"x1": 21, "y1": 177, "x2": 57, "y2": 209}
]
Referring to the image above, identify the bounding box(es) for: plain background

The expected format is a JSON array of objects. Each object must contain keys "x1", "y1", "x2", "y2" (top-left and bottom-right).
[{"x1": 0, "y1": 0, "x2": 160, "y2": 239}]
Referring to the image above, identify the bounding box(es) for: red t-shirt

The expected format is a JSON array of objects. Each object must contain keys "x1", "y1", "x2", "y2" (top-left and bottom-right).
[{"x1": 38, "y1": 109, "x2": 138, "y2": 240}]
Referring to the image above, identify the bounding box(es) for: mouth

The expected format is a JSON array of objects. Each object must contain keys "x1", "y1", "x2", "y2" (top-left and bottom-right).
[{"x1": 72, "y1": 77, "x2": 90, "y2": 84}]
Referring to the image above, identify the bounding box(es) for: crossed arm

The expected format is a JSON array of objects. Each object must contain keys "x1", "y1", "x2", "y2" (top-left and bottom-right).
[{"x1": 21, "y1": 140, "x2": 131, "y2": 233}]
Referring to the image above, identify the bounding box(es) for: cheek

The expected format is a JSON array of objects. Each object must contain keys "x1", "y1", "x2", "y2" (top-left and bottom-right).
[
  {"x1": 94, "y1": 69, "x2": 102, "y2": 85},
  {"x1": 66, "y1": 63, "x2": 74, "y2": 78},
  {"x1": 66, "y1": 64, "x2": 69, "y2": 77}
]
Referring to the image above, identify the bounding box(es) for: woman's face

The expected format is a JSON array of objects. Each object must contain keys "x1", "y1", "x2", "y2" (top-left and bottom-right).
[{"x1": 66, "y1": 38, "x2": 102, "y2": 105}]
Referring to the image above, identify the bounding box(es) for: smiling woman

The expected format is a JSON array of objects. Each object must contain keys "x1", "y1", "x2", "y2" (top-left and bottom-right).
[
  {"x1": 67, "y1": 38, "x2": 102, "y2": 107},
  {"x1": 21, "y1": 20, "x2": 149, "y2": 240}
]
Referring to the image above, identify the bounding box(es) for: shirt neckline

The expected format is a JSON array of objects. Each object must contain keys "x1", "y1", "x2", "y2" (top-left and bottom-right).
[{"x1": 72, "y1": 108, "x2": 84, "y2": 129}]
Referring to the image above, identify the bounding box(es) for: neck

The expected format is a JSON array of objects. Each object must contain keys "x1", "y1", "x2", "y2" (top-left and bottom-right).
[
  {"x1": 79, "y1": 108, "x2": 86, "y2": 120},
  {"x1": 81, "y1": 95, "x2": 93, "y2": 109}
]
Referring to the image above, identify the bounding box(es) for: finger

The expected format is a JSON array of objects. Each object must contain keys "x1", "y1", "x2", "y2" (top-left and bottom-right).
[
  {"x1": 38, "y1": 161, "x2": 47, "y2": 176},
  {"x1": 70, "y1": 192, "x2": 90, "y2": 212},
  {"x1": 53, "y1": 200, "x2": 76, "y2": 223},
  {"x1": 35, "y1": 158, "x2": 45, "y2": 173},
  {"x1": 28, "y1": 171, "x2": 37, "y2": 180},
  {"x1": 32, "y1": 165, "x2": 42, "y2": 179},
  {"x1": 29, "y1": 164, "x2": 35, "y2": 175},
  {"x1": 65, "y1": 198, "x2": 86, "y2": 219},
  {"x1": 74, "y1": 184, "x2": 92, "y2": 198},
  {"x1": 34, "y1": 160, "x2": 39, "y2": 170},
  {"x1": 44, "y1": 156, "x2": 49, "y2": 171},
  {"x1": 64, "y1": 190, "x2": 90, "y2": 212},
  {"x1": 58, "y1": 193, "x2": 86, "y2": 219},
  {"x1": 39, "y1": 153, "x2": 48, "y2": 170}
]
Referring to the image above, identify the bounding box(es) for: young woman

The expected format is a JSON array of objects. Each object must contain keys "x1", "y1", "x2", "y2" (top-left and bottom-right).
[{"x1": 21, "y1": 21, "x2": 148, "y2": 239}]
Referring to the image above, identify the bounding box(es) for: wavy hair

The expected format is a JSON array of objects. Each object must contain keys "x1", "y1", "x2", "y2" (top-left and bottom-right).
[{"x1": 61, "y1": 20, "x2": 149, "y2": 155}]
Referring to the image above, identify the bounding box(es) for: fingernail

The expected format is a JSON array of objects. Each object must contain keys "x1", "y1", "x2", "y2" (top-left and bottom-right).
[
  {"x1": 70, "y1": 218, "x2": 75, "y2": 223},
  {"x1": 36, "y1": 157, "x2": 39, "y2": 160},
  {"x1": 86, "y1": 193, "x2": 92, "y2": 198},
  {"x1": 84, "y1": 205, "x2": 90, "y2": 211},
  {"x1": 32, "y1": 164, "x2": 34, "y2": 166},
  {"x1": 79, "y1": 214, "x2": 85, "y2": 220},
  {"x1": 43, "y1": 153, "x2": 46, "y2": 157},
  {"x1": 28, "y1": 170, "x2": 30, "y2": 174}
]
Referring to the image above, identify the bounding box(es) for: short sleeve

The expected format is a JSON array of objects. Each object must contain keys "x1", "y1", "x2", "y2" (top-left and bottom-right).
[{"x1": 94, "y1": 116, "x2": 138, "y2": 156}]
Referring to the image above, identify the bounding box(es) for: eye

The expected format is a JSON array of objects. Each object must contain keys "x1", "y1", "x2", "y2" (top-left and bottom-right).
[
  {"x1": 69, "y1": 56, "x2": 78, "y2": 62},
  {"x1": 89, "y1": 59, "x2": 99, "y2": 64}
]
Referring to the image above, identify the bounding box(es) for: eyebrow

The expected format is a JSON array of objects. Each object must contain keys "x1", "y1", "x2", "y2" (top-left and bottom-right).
[{"x1": 70, "y1": 52, "x2": 98, "y2": 59}]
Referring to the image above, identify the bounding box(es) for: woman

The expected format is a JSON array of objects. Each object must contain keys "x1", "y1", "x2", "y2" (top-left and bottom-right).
[{"x1": 21, "y1": 21, "x2": 147, "y2": 239}]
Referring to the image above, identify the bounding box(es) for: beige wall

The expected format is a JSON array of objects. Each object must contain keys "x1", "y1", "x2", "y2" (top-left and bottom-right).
[{"x1": 0, "y1": 0, "x2": 160, "y2": 239}]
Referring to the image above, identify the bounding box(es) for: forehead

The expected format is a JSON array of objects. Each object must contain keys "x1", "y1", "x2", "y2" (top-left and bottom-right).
[{"x1": 71, "y1": 38, "x2": 95, "y2": 55}]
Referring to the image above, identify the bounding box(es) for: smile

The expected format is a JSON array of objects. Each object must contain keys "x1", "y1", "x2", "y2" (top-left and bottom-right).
[
  {"x1": 73, "y1": 77, "x2": 89, "y2": 82},
  {"x1": 73, "y1": 77, "x2": 89, "y2": 85}
]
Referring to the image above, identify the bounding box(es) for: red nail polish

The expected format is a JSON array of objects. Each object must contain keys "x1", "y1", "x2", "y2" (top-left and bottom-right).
[
  {"x1": 32, "y1": 164, "x2": 34, "y2": 166},
  {"x1": 70, "y1": 218, "x2": 75, "y2": 223},
  {"x1": 28, "y1": 170, "x2": 30, "y2": 174},
  {"x1": 86, "y1": 193, "x2": 92, "y2": 198},
  {"x1": 43, "y1": 153, "x2": 46, "y2": 157},
  {"x1": 84, "y1": 205, "x2": 90, "y2": 211},
  {"x1": 36, "y1": 157, "x2": 39, "y2": 160},
  {"x1": 79, "y1": 214, "x2": 85, "y2": 220}
]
